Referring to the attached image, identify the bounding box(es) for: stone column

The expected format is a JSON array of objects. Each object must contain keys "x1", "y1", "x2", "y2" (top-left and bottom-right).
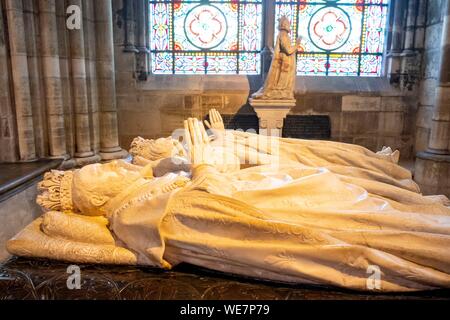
[
  {"x1": 135, "y1": 0, "x2": 149, "y2": 81},
  {"x1": 67, "y1": 0, "x2": 101, "y2": 166},
  {"x1": 403, "y1": 0, "x2": 418, "y2": 53},
  {"x1": 414, "y1": 0, "x2": 433, "y2": 153},
  {"x1": 387, "y1": 0, "x2": 405, "y2": 78},
  {"x1": 4, "y1": 0, "x2": 37, "y2": 161},
  {"x1": 95, "y1": 0, "x2": 127, "y2": 160},
  {"x1": 428, "y1": 1, "x2": 450, "y2": 154},
  {"x1": 414, "y1": 0, "x2": 427, "y2": 50},
  {"x1": 390, "y1": 0, "x2": 407, "y2": 53},
  {"x1": 38, "y1": 0, "x2": 69, "y2": 159},
  {"x1": 83, "y1": 0, "x2": 100, "y2": 154},
  {"x1": 123, "y1": 0, "x2": 138, "y2": 53},
  {"x1": 136, "y1": 0, "x2": 147, "y2": 52},
  {"x1": 0, "y1": 1, "x2": 18, "y2": 162},
  {"x1": 415, "y1": 0, "x2": 450, "y2": 196},
  {"x1": 399, "y1": 0, "x2": 421, "y2": 90},
  {"x1": 23, "y1": 0, "x2": 47, "y2": 159},
  {"x1": 56, "y1": 0, "x2": 75, "y2": 160}
]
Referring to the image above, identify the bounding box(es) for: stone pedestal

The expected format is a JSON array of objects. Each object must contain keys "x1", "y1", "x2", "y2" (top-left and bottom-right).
[
  {"x1": 414, "y1": 152, "x2": 450, "y2": 197},
  {"x1": 249, "y1": 99, "x2": 295, "y2": 137}
]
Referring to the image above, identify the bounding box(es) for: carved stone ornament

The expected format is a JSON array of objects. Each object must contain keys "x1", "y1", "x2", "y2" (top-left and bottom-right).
[
  {"x1": 37, "y1": 170, "x2": 74, "y2": 213},
  {"x1": 251, "y1": 16, "x2": 299, "y2": 101}
]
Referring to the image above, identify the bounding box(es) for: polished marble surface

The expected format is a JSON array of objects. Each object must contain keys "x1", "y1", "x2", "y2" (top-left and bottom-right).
[
  {"x1": 0, "y1": 160, "x2": 62, "y2": 201},
  {"x1": 1, "y1": 257, "x2": 449, "y2": 300}
]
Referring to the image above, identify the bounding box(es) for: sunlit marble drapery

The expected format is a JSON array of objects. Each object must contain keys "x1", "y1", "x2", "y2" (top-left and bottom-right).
[
  {"x1": 7, "y1": 159, "x2": 450, "y2": 292},
  {"x1": 6, "y1": 112, "x2": 450, "y2": 292}
]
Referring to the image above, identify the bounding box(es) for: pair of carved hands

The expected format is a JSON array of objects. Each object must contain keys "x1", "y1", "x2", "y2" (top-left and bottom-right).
[
  {"x1": 184, "y1": 118, "x2": 213, "y2": 166},
  {"x1": 184, "y1": 109, "x2": 225, "y2": 166},
  {"x1": 204, "y1": 108, "x2": 225, "y2": 131}
]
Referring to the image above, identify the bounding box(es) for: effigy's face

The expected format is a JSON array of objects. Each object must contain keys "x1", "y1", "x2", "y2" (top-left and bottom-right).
[
  {"x1": 130, "y1": 136, "x2": 186, "y2": 161},
  {"x1": 155, "y1": 137, "x2": 186, "y2": 158},
  {"x1": 71, "y1": 161, "x2": 143, "y2": 216}
]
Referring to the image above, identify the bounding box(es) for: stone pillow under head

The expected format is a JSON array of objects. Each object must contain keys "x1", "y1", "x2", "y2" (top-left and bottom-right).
[
  {"x1": 41, "y1": 211, "x2": 115, "y2": 246},
  {"x1": 7, "y1": 217, "x2": 137, "y2": 265}
]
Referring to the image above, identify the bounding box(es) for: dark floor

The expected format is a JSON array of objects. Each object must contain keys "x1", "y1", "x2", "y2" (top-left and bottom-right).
[{"x1": 1, "y1": 257, "x2": 449, "y2": 300}]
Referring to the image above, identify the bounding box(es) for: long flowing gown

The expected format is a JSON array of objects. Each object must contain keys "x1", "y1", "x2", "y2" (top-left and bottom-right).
[
  {"x1": 105, "y1": 164, "x2": 450, "y2": 292},
  {"x1": 210, "y1": 130, "x2": 420, "y2": 194},
  {"x1": 7, "y1": 162, "x2": 450, "y2": 291}
]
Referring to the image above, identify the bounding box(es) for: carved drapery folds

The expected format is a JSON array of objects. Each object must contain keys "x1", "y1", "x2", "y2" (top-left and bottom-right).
[{"x1": 0, "y1": 0, "x2": 126, "y2": 165}]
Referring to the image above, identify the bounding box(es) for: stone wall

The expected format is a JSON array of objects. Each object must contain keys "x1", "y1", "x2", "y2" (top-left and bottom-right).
[
  {"x1": 292, "y1": 91, "x2": 416, "y2": 159},
  {"x1": 116, "y1": 88, "x2": 416, "y2": 159},
  {"x1": 114, "y1": 81, "x2": 417, "y2": 160}
]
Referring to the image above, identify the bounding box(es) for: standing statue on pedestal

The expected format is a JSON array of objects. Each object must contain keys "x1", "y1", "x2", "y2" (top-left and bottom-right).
[{"x1": 252, "y1": 16, "x2": 301, "y2": 100}]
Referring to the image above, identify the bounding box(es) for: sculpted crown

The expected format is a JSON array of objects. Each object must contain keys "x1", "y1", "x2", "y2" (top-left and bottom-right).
[{"x1": 37, "y1": 170, "x2": 74, "y2": 213}]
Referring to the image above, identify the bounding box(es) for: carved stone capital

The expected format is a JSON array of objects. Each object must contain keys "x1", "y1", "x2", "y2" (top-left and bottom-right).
[{"x1": 249, "y1": 99, "x2": 295, "y2": 137}]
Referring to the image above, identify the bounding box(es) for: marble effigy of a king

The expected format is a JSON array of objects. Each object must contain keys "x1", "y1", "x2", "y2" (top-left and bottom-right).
[{"x1": 6, "y1": 116, "x2": 450, "y2": 292}]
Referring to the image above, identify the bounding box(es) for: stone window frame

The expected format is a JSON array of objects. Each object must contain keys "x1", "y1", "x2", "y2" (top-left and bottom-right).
[{"x1": 126, "y1": 0, "x2": 422, "y2": 95}]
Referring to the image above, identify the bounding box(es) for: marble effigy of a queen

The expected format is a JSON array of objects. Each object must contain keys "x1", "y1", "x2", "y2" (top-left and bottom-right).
[{"x1": 6, "y1": 111, "x2": 450, "y2": 292}]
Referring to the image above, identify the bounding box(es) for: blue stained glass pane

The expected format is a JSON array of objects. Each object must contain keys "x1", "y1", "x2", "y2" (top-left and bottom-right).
[
  {"x1": 363, "y1": 4, "x2": 389, "y2": 53},
  {"x1": 275, "y1": 3, "x2": 297, "y2": 45},
  {"x1": 151, "y1": 52, "x2": 172, "y2": 74},
  {"x1": 239, "y1": 3, "x2": 263, "y2": 51},
  {"x1": 149, "y1": 0, "x2": 263, "y2": 75},
  {"x1": 297, "y1": 54, "x2": 328, "y2": 76},
  {"x1": 149, "y1": 3, "x2": 172, "y2": 51},
  {"x1": 207, "y1": 54, "x2": 237, "y2": 74},
  {"x1": 275, "y1": 0, "x2": 390, "y2": 77},
  {"x1": 239, "y1": 52, "x2": 261, "y2": 74},
  {"x1": 328, "y1": 54, "x2": 359, "y2": 76},
  {"x1": 175, "y1": 53, "x2": 205, "y2": 74},
  {"x1": 360, "y1": 54, "x2": 382, "y2": 76}
]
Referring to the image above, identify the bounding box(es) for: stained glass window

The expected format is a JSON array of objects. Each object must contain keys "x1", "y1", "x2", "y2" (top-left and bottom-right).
[
  {"x1": 275, "y1": 0, "x2": 390, "y2": 76},
  {"x1": 149, "y1": 0, "x2": 263, "y2": 75}
]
